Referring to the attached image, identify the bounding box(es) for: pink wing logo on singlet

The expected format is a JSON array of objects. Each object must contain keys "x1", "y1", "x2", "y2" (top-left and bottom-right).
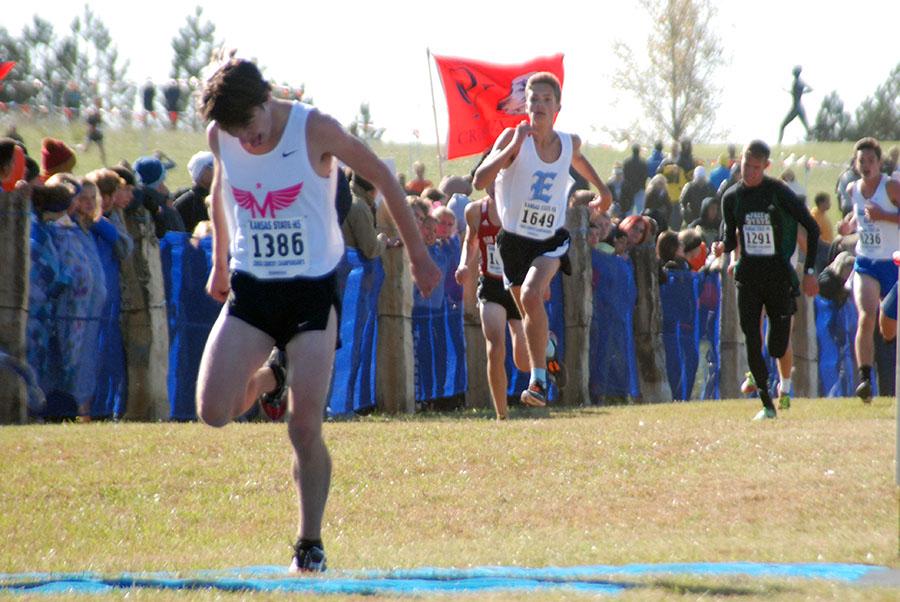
[{"x1": 232, "y1": 182, "x2": 303, "y2": 218}]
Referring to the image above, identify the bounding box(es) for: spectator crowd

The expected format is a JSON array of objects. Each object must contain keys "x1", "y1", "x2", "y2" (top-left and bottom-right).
[{"x1": 2, "y1": 126, "x2": 900, "y2": 419}]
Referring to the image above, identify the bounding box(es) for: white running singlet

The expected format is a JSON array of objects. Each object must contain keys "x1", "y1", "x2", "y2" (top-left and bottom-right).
[
  {"x1": 218, "y1": 102, "x2": 344, "y2": 279},
  {"x1": 853, "y1": 175, "x2": 898, "y2": 260},
  {"x1": 496, "y1": 132, "x2": 573, "y2": 240}
]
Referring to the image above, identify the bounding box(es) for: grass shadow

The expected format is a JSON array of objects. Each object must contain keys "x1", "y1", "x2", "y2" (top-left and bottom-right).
[{"x1": 634, "y1": 577, "x2": 798, "y2": 598}]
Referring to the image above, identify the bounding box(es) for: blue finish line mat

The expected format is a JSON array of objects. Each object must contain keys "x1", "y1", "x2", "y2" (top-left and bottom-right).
[{"x1": 1, "y1": 563, "x2": 892, "y2": 596}]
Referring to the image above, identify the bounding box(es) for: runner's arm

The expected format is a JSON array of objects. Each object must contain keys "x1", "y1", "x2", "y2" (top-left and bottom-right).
[
  {"x1": 310, "y1": 112, "x2": 440, "y2": 296},
  {"x1": 720, "y1": 190, "x2": 738, "y2": 254},
  {"x1": 868, "y1": 180, "x2": 900, "y2": 224},
  {"x1": 780, "y1": 185, "x2": 819, "y2": 274},
  {"x1": 889, "y1": 179, "x2": 900, "y2": 209},
  {"x1": 205, "y1": 123, "x2": 231, "y2": 302},
  {"x1": 473, "y1": 128, "x2": 518, "y2": 191},
  {"x1": 455, "y1": 201, "x2": 481, "y2": 284}
]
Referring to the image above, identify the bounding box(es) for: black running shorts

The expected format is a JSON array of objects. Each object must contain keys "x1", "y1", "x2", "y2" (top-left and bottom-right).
[
  {"x1": 496, "y1": 228, "x2": 571, "y2": 288},
  {"x1": 227, "y1": 270, "x2": 341, "y2": 350},
  {"x1": 477, "y1": 275, "x2": 522, "y2": 321}
]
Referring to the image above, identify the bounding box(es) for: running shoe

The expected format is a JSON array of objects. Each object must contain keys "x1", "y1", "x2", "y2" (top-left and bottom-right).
[
  {"x1": 520, "y1": 381, "x2": 548, "y2": 407},
  {"x1": 752, "y1": 407, "x2": 777, "y2": 421},
  {"x1": 290, "y1": 541, "x2": 327, "y2": 573},
  {"x1": 855, "y1": 378, "x2": 872, "y2": 404},
  {"x1": 546, "y1": 331, "x2": 566, "y2": 389},
  {"x1": 777, "y1": 384, "x2": 791, "y2": 410},
  {"x1": 258, "y1": 348, "x2": 287, "y2": 421},
  {"x1": 740, "y1": 371, "x2": 757, "y2": 395}
]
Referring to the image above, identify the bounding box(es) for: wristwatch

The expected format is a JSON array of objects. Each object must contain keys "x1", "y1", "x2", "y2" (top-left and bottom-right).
[{"x1": 805, "y1": 267, "x2": 815, "y2": 275}]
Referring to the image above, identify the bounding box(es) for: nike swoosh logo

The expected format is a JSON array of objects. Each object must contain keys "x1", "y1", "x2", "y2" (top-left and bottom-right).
[{"x1": 282, "y1": 149, "x2": 298, "y2": 158}]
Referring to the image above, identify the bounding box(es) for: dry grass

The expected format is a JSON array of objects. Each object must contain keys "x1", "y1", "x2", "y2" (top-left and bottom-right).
[{"x1": 1, "y1": 396, "x2": 896, "y2": 600}]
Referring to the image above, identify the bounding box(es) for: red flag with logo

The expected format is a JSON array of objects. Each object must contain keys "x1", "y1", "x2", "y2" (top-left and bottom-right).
[
  {"x1": 0, "y1": 62, "x2": 14, "y2": 81},
  {"x1": 433, "y1": 53, "x2": 564, "y2": 160}
]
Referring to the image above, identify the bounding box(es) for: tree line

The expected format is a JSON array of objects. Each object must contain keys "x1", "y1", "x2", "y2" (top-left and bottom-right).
[
  {"x1": 0, "y1": 6, "x2": 218, "y2": 119},
  {"x1": 1, "y1": 1, "x2": 895, "y2": 142},
  {"x1": 812, "y1": 64, "x2": 900, "y2": 142}
]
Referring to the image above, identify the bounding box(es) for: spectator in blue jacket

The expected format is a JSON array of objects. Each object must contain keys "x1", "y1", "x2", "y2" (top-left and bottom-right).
[
  {"x1": 86, "y1": 168, "x2": 132, "y2": 418},
  {"x1": 647, "y1": 141, "x2": 665, "y2": 177},
  {"x1": 708, "y1": 152, "x2": 731, "y2": 192}
]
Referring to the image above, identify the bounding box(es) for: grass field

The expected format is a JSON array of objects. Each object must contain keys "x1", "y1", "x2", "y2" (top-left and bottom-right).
[
  {"x1": 4, "y1": 118, "x2": 899, "y2": 599},
  {"x1": 8, "y1": 116, "x2": 897, "y2": 229},
  {"x1": 1, "y1": 396, "x2": 897, "y2": 599}
]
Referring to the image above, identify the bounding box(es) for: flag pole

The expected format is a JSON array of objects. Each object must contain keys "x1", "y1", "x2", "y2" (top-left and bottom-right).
[{"x1": 425, "y1": 48, "x2": 444, "y2": 180}]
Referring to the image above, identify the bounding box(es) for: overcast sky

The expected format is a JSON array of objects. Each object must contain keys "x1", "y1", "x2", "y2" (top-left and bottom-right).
[{"x1": 5, "y1": 0, "x2": 897, "y2": 146}]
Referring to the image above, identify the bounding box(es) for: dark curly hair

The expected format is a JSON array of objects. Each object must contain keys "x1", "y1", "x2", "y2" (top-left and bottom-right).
[{"x1": 199, "y1": 59, "x2": 271, "y2": 129}]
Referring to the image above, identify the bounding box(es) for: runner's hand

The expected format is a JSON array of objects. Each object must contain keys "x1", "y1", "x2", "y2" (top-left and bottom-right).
[
  {"x1": 454, "y1": 264, "x2": 469, "y2": 286},
  {"x1": 412, "y1": 255, "x2": 441, "y2": 298},
  {"x1": 801, "y1": 273, "x2": 819, "y2": 297},
  {"x1": 510, "y1": 121, "x2": 533, "y2": 149},
  {"x1": 206, "y1": 265, "x2": 230, "y2": 303},
  {"x1": 864, "y1": 203, "x2": 894, "y2": 224}
]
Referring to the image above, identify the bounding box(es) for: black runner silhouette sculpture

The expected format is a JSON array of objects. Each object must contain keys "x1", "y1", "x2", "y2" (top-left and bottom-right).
[{"x1": 778, "y1": 66, "x2": 812, "y2": 144}]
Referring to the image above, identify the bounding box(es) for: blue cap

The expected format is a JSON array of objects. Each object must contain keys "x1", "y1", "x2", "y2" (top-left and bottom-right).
[{"x1": 133, "y1": 156, "x2": 166, "y2": 188}]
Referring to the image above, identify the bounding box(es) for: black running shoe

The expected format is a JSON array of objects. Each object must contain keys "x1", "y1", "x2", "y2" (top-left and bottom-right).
[
  {"x1": 520, "y1": 380, "x2": 548, "y2": 407},
  {"x1": 258, "y1": 348, "x2": 287, "y2": 421},
  {"x1": 290, "y1": 541, "x2": 327, "y2": 573},
  {"x1": 855, "y1": 378, "x2": 872, "y2": 404}
]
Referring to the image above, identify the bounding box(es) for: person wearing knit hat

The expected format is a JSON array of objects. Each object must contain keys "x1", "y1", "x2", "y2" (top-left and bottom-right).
[
  {"x1": 174, "y1": 151, "x2": 214, "y2": 233},
  {"x1": 133, "y1": 156, "x2": 167, "y2": 189},
  {"x1": 679, "y1": 164, "x2": 715, "y2": 225},
  {"x1": 133, "y1": 155, "x2": 186, "y2": 237},
  {"x1": 187, "y1": 151, "x2": 214, "y2": 185},
  {"x1": 41, "y1": 138, "x2": 77, "y2": 178}
]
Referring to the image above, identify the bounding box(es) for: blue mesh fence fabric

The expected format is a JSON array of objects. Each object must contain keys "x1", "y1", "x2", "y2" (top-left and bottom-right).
[
  {"x1": 0, "y1": 563, "x2": 887, "y2": 596},
  {"x1": 813, "y1": 297, "x2": 893, "y2": 398},
  {"x1": 90, "y1": 221, "x2": 127, "y2": 419},
  {"x1": 22, "y1": 216, "x2": 894, "y2": 418},
  {"x1": 816, "y1": 297, "x2": 858, "y2": 397},
  {"x1": 659, "y1": 270, "x2": 723, "y2": 401},
  {"x1": 159, "y1": 233, "x2": 223, "y2": 420},
  {"x1": 873, "y1": 327, "x2": 895, "y2": 396},
  {"x1": 328, "y1": 250, "x2": 384, "y2": 416},
  {"x1": 589, "y1": 252, "x2": 639, "y2": 402},
  {"x1": 27, "y1": 219, "x2": 107, "y2": 419},
  {"x1": 413, "y1": 239, "x2": 466, "y2": 403},
  {"x1": 696, "y1": 271, "x2": 721, "y2": 399},
  {"x1": 660, "y1": 270, "x2": 700, "y2": 400}
]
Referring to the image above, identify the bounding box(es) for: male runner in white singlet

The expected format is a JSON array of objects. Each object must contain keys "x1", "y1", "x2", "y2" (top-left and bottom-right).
[
  {"x1": 846, "y1": 137, "x2": 900, "y2": 402},
  {"x1": 473, "y1": 72, "x2": 611, "y2": 406},
  {"x1": 196, "y1": 59, "x2": 440, "y2": 571}
]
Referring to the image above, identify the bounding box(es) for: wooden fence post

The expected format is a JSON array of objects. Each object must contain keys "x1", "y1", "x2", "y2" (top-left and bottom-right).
[
  {"x1": 375, "y1": 204, "x2": 416, "y2": 414},
  {"x1": 119, "y1": 207, "x2": 169, "y2": 421},
  {"x1": 560, "y1": 206, "x2": 591, "y2": 405},
  {"x1": 718, "y1": 258, "x2": 746, "y2": 400},
  {"x1": 792, "y1": 265, "x2": 818, "y2": 397},
  {"x1": 630, "y1": 244, "x2": 672, "y2": 403},
  {"x1": 0, "y1": 191, "x2": 30, "y2": 424}
]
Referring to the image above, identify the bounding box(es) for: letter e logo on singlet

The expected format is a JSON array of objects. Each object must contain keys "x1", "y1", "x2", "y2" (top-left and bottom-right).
[{"x1": 530, "y1": 171, "x2": 556, "y2": 202}]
